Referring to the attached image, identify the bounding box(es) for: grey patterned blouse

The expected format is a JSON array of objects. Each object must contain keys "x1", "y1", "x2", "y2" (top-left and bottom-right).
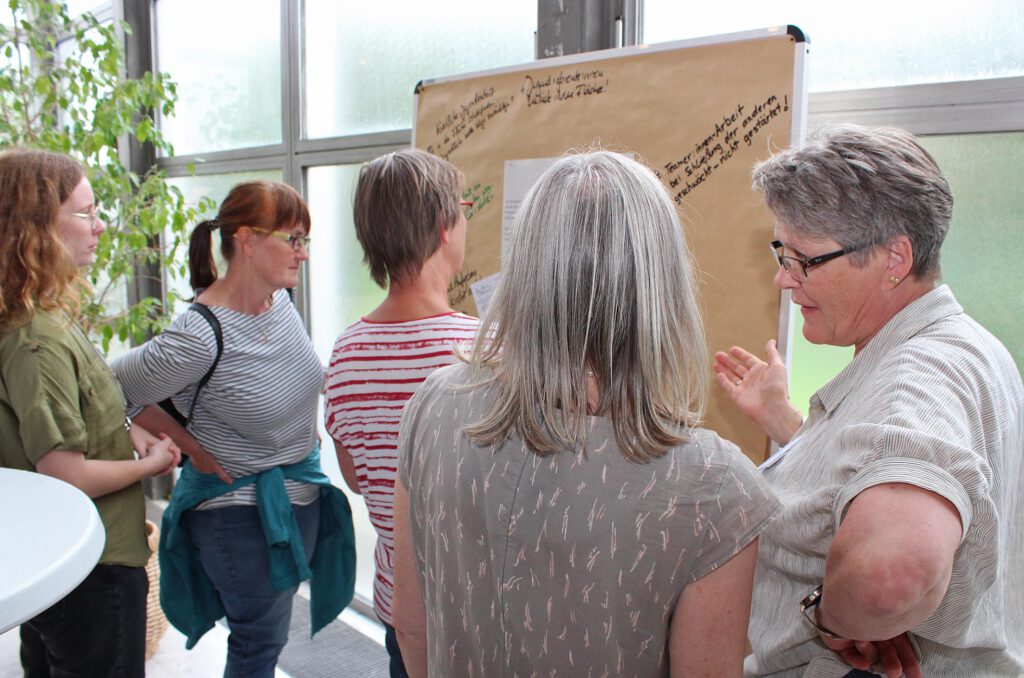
[{"x1": 398, "y1": 363, "x2": 779, "y2": 677}]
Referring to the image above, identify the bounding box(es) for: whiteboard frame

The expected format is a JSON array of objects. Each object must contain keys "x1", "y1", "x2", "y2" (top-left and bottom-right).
[
  {"x1": 414, "y1": 25, "x2": 809, "y2": 146},
  {"x1": 412, "y1": 25, "x2": 811, "y2": 459}
]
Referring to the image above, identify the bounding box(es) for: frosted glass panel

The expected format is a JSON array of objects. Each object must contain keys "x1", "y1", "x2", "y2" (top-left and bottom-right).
[
  {"x1": 307, "y1": 164, "x2": 386, "y2": 352},
  {"x1": 303, "y1": 0, "x2": 536, "y2": 138},
  {"x1": 164, "y1": 170, "x2": 283, "y2": 311},
  {"x1": 155, "y1": 0, "x2": 281, "y2": 154},
  {"x1": 643, "y1": 0, "x2": 1024, "y2": 92},
  {"x1": 306, "y1": 163, "x2": 387, "y2": 605},
  {"x1": 927, "y1": 132, "x2": 1024, "y2": 372},
  {"x1": 786, "y1": 131, "x2": 1024, "y2": 413},
  {"x1": 62, "y1": 0, "x2": 106, "y2": 17}
]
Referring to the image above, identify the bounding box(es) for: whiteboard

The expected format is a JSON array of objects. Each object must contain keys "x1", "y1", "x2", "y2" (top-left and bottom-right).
[{"x1": 414, "y1": 26, "x2": 809, "y2": 461}]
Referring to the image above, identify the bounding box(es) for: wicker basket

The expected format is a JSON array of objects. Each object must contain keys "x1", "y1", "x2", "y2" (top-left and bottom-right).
[{"x1": 144, "y1": 520, "x2": 169, "y2": 661}]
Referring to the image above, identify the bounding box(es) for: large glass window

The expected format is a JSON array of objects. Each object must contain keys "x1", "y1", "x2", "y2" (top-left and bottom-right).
[
  {"x1": 925, "y1": 132, "x2": 1023, "y2": 371},
  {"x1": 303, "y1": 0, "x2": 536, "y2": 138},
  {"x1": 306, "y1": 163, "x2": 387, "y2": 605},
  {"x1": 306, "y1": 164, "x2": 386, "y2": 356},
  {"x1": 63, "y1": 0, "x2": 106, "y2": 18},
  {"x1": 154, "y1": 0, "x2": 282, "y2": 155},
  {"x1": 643, "y1": 0, "x2": 1024, "y2": 92}
]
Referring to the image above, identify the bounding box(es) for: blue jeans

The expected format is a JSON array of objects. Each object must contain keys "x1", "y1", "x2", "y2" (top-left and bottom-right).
[
  {"x1": 20, "y1": 564, "x2": 148, "y2": 678},
  {"x1": 185, "y1": 499, "x2": 320, "y2": 678}
]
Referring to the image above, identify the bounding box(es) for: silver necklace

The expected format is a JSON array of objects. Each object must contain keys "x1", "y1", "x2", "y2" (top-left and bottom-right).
[{"x1": 255, "y1": 298, "x2": 274, "y2": 343}]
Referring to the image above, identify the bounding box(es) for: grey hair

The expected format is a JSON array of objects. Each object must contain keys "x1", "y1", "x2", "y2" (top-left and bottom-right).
[
  {"x1": 752, "y1": 124, "x2": 953, "y2": 279},
  {"x1": 464, "y1": 150, "x2": 708, "y2": 463}
]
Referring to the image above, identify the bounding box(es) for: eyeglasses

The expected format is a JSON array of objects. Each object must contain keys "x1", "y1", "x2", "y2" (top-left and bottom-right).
[
  {"x1": 460, "y1": 200, "x2": 473, "y2": 217},
  {"x1": 770, "y1": 239, "x2": 861, "y2": 279},
  {"x1": 69, "y1": 205, "x2": 102, "y2": 231},
  {"x1": 251, "y1": 227, "x2": 311, "y2": 251}
]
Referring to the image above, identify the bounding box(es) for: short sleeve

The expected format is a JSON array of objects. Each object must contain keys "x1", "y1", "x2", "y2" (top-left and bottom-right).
[
  {"x1": 831, "y1": 347, "x2": 996, "y2": 542},
  {"x1": 2, "y1": 338, "x2": 88, "y2": 464},
  {"x1": 689, "y1": 441, "x2": 781, "y2": 580},
  {"x1": 322, "y1": 331, "x2": 351, "y2": 441},
  {"x1": 833, "y1": 436, "x2": 977, "y2": 543}
]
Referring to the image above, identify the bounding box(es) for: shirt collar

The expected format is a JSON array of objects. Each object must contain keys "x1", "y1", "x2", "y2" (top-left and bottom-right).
[{"x1": 811, "y1": 285, "x2": 963, "y2": 415}]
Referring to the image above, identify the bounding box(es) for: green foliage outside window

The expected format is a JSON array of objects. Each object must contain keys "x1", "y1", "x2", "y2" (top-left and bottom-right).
[{"x1": 0, "y1": 0, "x2": 212, "y2": 352}]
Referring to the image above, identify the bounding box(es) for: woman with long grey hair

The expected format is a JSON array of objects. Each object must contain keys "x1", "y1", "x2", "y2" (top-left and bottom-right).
[{"x1": 391, "y1": 150, "x2": 779, "y2": 677}]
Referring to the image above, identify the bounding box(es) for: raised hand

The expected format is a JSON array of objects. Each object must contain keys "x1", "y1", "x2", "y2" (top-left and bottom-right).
[{"x1": 713, "y1": 339, "x2": 803, "y2": 445}]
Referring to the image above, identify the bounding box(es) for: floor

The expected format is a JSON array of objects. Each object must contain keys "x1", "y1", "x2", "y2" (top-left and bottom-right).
[{"x1": 0, "y1": 590, "x2": 389, "y2": 677}]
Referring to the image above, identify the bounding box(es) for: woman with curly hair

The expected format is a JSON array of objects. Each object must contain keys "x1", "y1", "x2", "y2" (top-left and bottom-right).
[{"x1": 0, "y1": 148, "x2": 178, "y2": 678}]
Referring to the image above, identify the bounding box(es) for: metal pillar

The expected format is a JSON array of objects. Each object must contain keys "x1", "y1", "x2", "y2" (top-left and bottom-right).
[{"x1": 536, "y1": 0, "x2": 642, "y2": 59}]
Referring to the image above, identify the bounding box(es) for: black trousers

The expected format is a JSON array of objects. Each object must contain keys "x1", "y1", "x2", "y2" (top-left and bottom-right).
[
  {"x1": 383, "y1": 622, "x2": 410, "y2": 678},
  {"x1": 20, "y1": 564, "x2": 148, "y2": 678}
]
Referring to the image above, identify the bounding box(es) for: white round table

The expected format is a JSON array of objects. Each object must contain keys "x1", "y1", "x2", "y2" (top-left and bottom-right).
[{"x1": 0, "y1": 468, "x2": 105, "y2": 634}]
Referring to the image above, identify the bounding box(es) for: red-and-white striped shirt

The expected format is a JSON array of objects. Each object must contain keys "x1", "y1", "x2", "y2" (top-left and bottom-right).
[{"x1": 324, "y1": 312, "x2": 479, "y2": 624}]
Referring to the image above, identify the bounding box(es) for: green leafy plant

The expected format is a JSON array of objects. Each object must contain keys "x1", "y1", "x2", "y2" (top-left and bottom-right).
[{"x1": 0, "y1": 0, "x2": 214, "y2": 351}]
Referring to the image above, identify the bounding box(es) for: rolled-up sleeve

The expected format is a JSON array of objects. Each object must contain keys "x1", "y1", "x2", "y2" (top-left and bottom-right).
[
  {"x1": 829, "y1": 344, "x2": 1001, "y2": 644},
  {"x1": 831, "y1": 346, "x2": 996, "y2": 542},
  {"x1": 4, "y1": 341, "x2": 88, "y2": 463}
]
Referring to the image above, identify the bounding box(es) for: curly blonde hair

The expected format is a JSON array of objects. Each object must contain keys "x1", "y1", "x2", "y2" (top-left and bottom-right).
[{"x1": 0, "y1": 148, "x2": 85, "y2": 329}]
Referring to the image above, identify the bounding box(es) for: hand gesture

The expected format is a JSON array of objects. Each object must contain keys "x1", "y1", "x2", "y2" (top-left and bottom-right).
[
  {"x1": 140, "y1": 434, "x2": 180, "y2": 476},
  {"x1": 131, "y1": 423, "x2": 181, "y2": 474},
  {"x1": 713, "y1": 340, "x2": 803, "y2": 444}
]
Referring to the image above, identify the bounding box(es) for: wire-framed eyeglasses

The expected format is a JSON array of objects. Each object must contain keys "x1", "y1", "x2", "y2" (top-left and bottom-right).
[
  {"x1": 69, "y1": 205, "x2": 102, "y2": 231},
  {"x1": 770, "y1": 239, "x2": 862, "y2": 279},
  {"x1": 251, "y1": 227, "x2": 311, "y2": 251}
]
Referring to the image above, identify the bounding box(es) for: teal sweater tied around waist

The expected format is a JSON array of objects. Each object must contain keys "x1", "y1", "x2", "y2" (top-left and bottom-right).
[{"x1": 159, "y1": 446, "x2": 356, "y2": 648}]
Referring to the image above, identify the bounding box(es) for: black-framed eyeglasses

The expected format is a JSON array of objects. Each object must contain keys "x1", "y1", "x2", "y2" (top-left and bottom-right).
[
  {"x1": 770, "y1": 240, "x2": 860, "y2": 279},
  {"x1": 251, "y1": 227, "x2": 311, "y2": 252}
]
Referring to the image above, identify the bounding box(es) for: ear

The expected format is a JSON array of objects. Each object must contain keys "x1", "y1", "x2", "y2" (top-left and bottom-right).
[
  {"x1": 438, "y1": 221, "x2": 451, "y2": 246},
  {"x1": 884, "y1": 235, "x2": 914, "y2": 282},
  {"x1": 235, "y1": 226, "x2": 256, "y2": 256}
]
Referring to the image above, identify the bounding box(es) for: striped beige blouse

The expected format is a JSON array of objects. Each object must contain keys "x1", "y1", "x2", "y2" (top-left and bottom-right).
[{"x1": 745, "y1": 286, "x2": 1024, "y2": 677}]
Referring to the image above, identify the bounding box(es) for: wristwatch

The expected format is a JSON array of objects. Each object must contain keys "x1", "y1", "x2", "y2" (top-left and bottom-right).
[{"x1": 799, "y1": 585, "x2": 846, "y2": 641}]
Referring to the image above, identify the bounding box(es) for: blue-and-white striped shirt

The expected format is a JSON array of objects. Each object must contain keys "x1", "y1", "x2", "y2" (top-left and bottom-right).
[{"x1": 111, "y1": 289, "x2": 324, "y2": 509}]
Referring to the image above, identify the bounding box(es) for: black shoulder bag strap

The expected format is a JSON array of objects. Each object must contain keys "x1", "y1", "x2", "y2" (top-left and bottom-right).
[{"x1": 183, "y1": 302, "x2": 223, "y2": 425}]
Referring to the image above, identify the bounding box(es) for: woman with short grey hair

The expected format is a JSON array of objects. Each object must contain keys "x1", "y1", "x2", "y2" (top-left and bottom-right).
[
  {"x1": 393, "y1": 150, "x2": 779, "y2": 677},
  {"x1": 714, "y1": 125, "x2": 1023, "y2": 677}
]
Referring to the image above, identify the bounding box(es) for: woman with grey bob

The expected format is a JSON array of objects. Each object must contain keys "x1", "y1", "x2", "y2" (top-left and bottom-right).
[
  {"x1": 392, "y1": 150, "x2": 780, "y2": 677},
  {"x1": 714, "y1": 125, "x2": 1023, "y2": 677}
]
